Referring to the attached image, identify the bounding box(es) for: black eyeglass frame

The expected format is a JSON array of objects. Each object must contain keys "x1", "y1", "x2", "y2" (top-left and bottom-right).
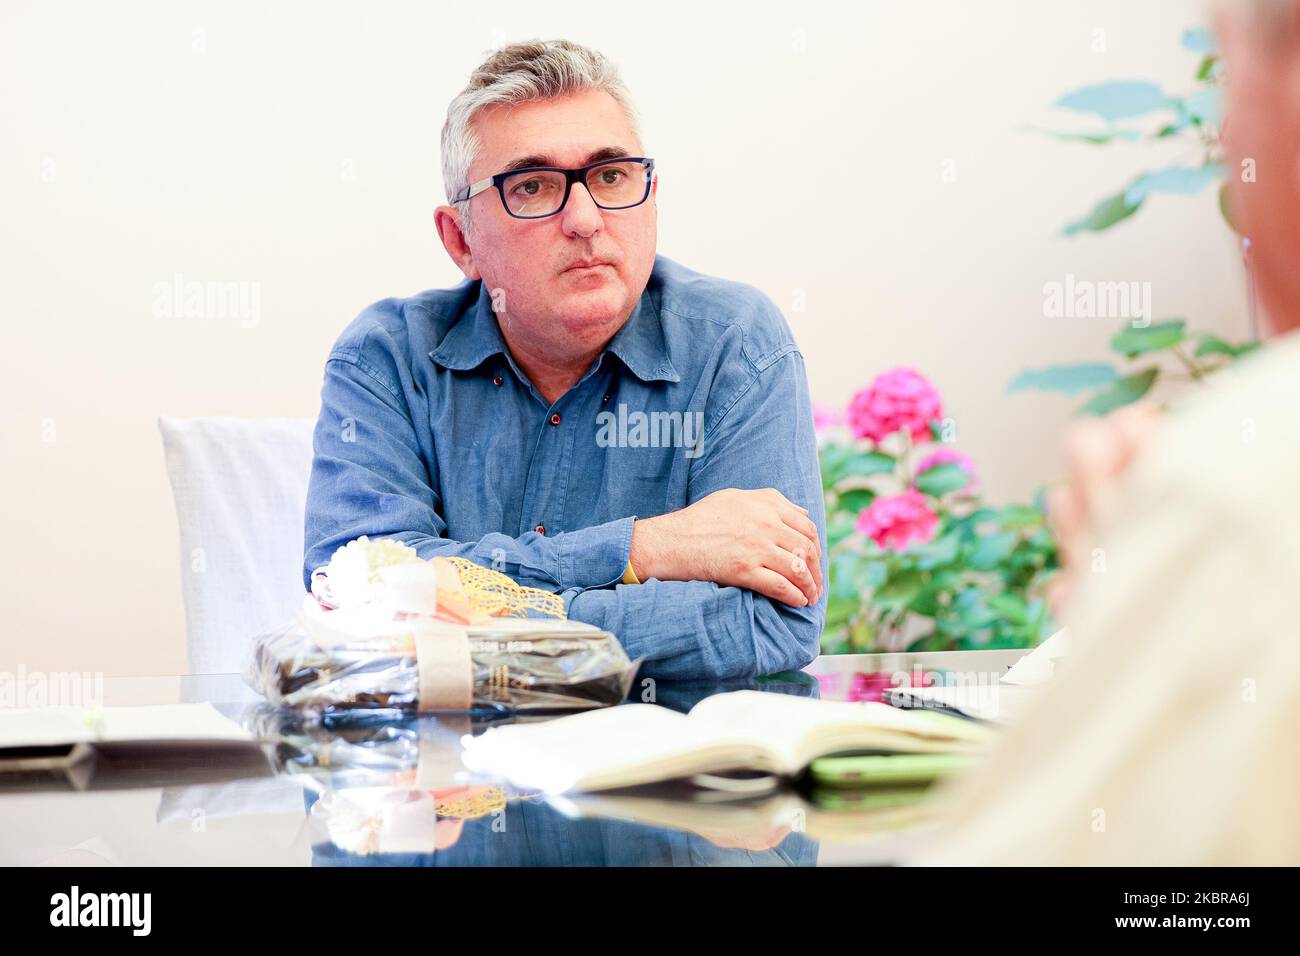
[{"x1": 453, "y1": 156, "x2": 656, "y2": 219}]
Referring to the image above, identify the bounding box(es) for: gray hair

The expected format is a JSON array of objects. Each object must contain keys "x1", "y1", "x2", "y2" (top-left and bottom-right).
[{"x1": 440, "y1": 40, "x2": 640, "y2": 223}]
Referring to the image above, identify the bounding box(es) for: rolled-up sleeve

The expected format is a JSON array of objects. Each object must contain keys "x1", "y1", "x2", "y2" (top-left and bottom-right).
[{"x1": 563, "y1": 347, "x2": 827, "y2": 679}]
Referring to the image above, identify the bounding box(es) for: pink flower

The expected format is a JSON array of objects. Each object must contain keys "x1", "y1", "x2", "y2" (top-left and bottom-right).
[
  {"x1": 812, "y1": 402, "x2": 847, "y2": 433},
  {"x1": 915, "y1": 447, "x2": 979, "y2": 493},
  {"x1": 846, "y1": 368, "x2": 943, "y2": 444},
  {"x1": 855, "y1": 490, "x2": 940, "y2": 551},
  {"x1": 846, "y1": 671, "x2": 895, "y2": 703}
]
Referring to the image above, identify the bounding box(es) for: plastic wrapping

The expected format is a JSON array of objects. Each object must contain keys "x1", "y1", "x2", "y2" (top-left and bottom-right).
[{"x1": 246, "y1": 616, "x2": 637, "y2": 717}]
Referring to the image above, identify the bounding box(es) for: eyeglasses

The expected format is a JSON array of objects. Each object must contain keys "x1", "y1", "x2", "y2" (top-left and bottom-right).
[{"x1": 454, "y1": 156, "x2": 655, "y2": 220}]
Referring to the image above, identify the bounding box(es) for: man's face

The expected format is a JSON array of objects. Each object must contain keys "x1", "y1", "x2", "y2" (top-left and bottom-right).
[
  {"x1": 1221, "y1": 12, "x2": 1300, "y2": 335},
  {"x1": 451, "y1": 89, "x2": 657, "y2": 358}
]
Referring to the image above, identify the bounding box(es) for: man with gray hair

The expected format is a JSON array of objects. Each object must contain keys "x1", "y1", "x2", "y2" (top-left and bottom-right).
[{"x1": 303, "y1": 40, "x2": 826, "y2": 679}]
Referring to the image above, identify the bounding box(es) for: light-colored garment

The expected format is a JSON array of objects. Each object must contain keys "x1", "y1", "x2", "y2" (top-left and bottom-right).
[{"x1": 915, "y1": 332, "x2": 1300, "y2": 865}]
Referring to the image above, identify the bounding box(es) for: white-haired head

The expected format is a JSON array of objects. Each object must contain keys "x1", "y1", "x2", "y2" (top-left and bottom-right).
[{"x1": 441, "y1": 40, "x2": 640, "y2": 230}]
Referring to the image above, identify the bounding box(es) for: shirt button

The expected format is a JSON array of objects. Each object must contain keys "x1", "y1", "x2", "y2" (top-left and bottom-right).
[
  {"x1": 492, "y1": 374, "x2": 504, "y2": 387},
  {"x1": 549, "y1": 413, "x2": 561, "y2": 426},
  {"x1": 534, "y1": 524, "x2": 546, "y2": 535},
  {"x1": 602, "y1": 393, "x2": 610, "y2": 404}
]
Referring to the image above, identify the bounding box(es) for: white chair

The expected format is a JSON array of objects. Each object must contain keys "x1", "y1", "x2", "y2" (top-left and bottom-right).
[{"x1": 158, "y1": 416, "x2": 315, "y2": 674}]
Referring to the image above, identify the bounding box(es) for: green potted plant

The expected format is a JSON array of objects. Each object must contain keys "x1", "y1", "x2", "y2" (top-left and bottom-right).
[{"x1": 817, "y1": 368, "x2": 1057, "y2": 655}]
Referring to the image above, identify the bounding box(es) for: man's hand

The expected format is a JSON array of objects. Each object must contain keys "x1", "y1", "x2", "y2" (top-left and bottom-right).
[
  {"x1": 1046, "y1": 402, "x2": 1162, "y2": 615},
  {"x1": 628, "y1": 488, "x2": 824, "y2": 607}
]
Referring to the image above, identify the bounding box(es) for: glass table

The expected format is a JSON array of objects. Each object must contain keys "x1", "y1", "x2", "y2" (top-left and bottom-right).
[{"x1": 0, "y1": 650, "x2": 1039, "y2": 866}]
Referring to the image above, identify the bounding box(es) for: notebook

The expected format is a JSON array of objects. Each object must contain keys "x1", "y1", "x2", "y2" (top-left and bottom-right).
[
  {"x1": 460, "y1": 690, "x2": 995, "y2": 793},
  {"x1": 0, "y1": 704, "x2": 256, "y2": 776}
]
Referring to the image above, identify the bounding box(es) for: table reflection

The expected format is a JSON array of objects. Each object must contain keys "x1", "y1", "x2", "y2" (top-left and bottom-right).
[
  {"x1": 285, "y1": 672, "x2": 824, "y2": 866},
  {"x1": 304, "y1": 785, "x2": 820, "y2": 866},
  {"x1": 1, "y1": 667, "x2": 965, "y2": 865}
]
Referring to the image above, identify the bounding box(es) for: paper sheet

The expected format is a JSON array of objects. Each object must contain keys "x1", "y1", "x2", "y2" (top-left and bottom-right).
[{"x1": 1001, "y1": 628, "x2": 1071, "y2": 686}]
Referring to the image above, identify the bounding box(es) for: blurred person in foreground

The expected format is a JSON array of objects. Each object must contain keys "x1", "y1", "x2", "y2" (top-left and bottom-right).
[{"x1": 915, "y1": 0, "x2": 1300, "y2": 865}]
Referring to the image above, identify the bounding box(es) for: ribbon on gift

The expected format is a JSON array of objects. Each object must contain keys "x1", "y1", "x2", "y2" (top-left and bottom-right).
[{"x1": 412, "y1": 620, "x2": 474, "y2": 712}]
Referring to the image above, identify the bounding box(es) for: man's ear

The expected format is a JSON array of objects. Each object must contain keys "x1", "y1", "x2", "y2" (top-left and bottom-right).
[{"x1": 434, "y1": 205, "x2": 481, "y2": 280}]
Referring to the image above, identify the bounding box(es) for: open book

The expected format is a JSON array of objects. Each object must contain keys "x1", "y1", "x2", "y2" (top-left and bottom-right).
[{"x1": 460, "y1": 690, "x2": 995, "y2": 793}]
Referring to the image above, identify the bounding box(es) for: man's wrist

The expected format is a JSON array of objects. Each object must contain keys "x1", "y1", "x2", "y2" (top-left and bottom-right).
[{"x1": 628, "y1": 515, "x2": 666, "y2": 582}]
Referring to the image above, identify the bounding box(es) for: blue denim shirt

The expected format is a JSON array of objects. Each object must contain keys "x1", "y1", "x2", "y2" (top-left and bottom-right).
[{"x1": 303, "y1": 254, "x2": 827, "y2": 680}]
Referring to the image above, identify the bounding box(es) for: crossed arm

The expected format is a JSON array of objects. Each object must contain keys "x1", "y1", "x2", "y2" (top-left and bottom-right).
[{"x1": 304, "y1": 345, "x2": 827, "y2": 681}]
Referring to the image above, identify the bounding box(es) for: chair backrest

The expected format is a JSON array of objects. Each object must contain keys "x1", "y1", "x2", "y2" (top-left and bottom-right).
[{"x1": 158, "y1": 416, "x2": 315, "y2": 674}]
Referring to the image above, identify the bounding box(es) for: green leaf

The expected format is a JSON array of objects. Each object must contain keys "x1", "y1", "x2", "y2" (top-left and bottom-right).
[
  {"x1": 914, "y1": 462, "x2": 970, "y2": 497},
  {"x1": 1110, "y1": 319, "x2": 1186, "y2": 357},
  {"x1": 1195, "y1": 54, "x2": 1219, "y2": 82},
  {"x1": 954, "y1": 590, "x2": 997, "y2": 630},
  {"x1": 827, "y1": 552, "x2": 865, "y2": 598},
  {"x1": 847, "y1": 450, "x2": 896, "y2": 476},
  {"x1": 910, "y1": 585, "x2": 943, "y2": 617},
  {"x1": 997, "y1": 504, "x2": 1044, "y2": 530},
  {"x1": 872, "y1": 570, "x2": 924, "y2": 614},
  {"x1": 1024, "y1": 124, "x2": 1143, "y2": 145},
  {"x1": 988, "y1": 592, "x2": 1029, "y2": 625},
  {"x1": 1078, "y1": 368, "x2": 1159, "y2": 415},
  {"x1": 905, "y1": 630, "x2": 955, "y2": 653},
  {"x1": 1026, "y1": 598, "x2": 1051, "y2": 642},
  {"x1": 827, "y1": 511, "x2": 857, "y2": 549},
  {"x1": 969, "y1": 532, "x2": 1017, "y2": 571},
  {"x1": 825, "y1": 595, "x2": 857, "y2": 631},
  {"x1": 1195, "y1": 332, "x2": 1259, "y2": 359},
  {"x1": 1063, "y1": 191, "x2": 1143, "y2": 236},
  {"x1": 1219, "y1": 181, "x2": 1237, "y2": 233},
  {"x1": 1183, "y1": 89, "x2": 1222, "y2": 128},
  {"x1": 1124, "y1": 164, "x2": 1222, "y2": 205},
  {"x1": 1193, "y1": 333, "x2": 1233, "y2": 358},
  {"x1": 1182, "y1": 27, "x2": 1217, "y2": 55},
  {"x1": 1054, "y1": 81, "x2": 1173, "y2": 122},
  {"x1": 860, "y1": 559, "x2": 889, "y2": 589},
  {"x1": 1007, "y1": 362, "x2": 1118, "y2": 396},
  {"x1": 819, "y1": 445, "x2": 896, "y2": 488},
  {"x1": 831, "y1": 487, "x2": 876, "y2": 518},
  {"x1": 909, "y1": 532, "x2": 960, "y2": 569}
]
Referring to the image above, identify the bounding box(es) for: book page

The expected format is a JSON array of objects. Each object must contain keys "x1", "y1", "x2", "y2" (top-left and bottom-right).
[
  {"x1": 460, "y1": 703, "x2": 770, "y2": 792},
  {"x1": 687, "y1": 691, "x2": 994, "y2": 771}
]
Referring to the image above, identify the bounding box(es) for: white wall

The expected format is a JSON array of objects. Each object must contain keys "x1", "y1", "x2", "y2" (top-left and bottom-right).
[{"x1": 0, "y1": 0, "x2": 1243, "y2": 676}]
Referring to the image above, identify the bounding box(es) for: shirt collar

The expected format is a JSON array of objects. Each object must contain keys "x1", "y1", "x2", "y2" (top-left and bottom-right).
[
  {"x1": 603, "y1": 290, "x2": 681, "y2": 383},
  {"x1": 426, "y1": 282, "x2": 509, "y2": 373},
  {"x1": 429, "y1": 278, "x2": 680, "y2": 384}
]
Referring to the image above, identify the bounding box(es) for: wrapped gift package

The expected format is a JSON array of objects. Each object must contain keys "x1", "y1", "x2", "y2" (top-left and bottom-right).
[
  {"x1": 245, "y1": 538, "x2": 638, "y2": 717},
  {"x1": 246, "y1": 612, "x2": 637, "y2": 716}
]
